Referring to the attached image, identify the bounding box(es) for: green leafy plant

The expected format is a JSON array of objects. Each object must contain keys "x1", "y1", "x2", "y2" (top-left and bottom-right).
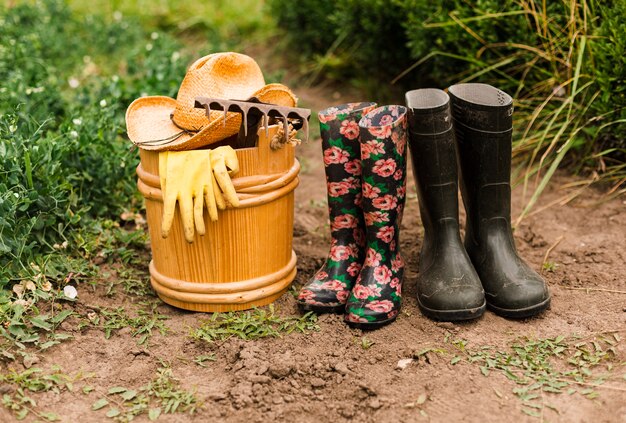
[
  {"x1": 0, "y1": 277, "x2": 75, "y2": 361},
  {"x1": 1, "y1": 366, "x2": 82, "y2": 421},
  {"x1": 189, "y1": 305, "x2": 319, "y2": 344},
  {"x1": 0, "y1": 0, "x2": 191, "y2": 361},
  {"x1": 0, "y1": 0, "x2": 189, "y2": 284},
  {"x1": 451, "y1": 333, "x2": 626, "y2": 417},
  {"x1": 85, "y1": 303, "x2": 170, "y2": 346},
  {"x1": 92, "y1": 365, "x2": 199, "y2": 421}
]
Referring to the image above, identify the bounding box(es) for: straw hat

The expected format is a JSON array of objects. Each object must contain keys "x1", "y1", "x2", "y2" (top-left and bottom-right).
[{"x1": 126, "y1": 52, "x2": 297, "y2": 151}]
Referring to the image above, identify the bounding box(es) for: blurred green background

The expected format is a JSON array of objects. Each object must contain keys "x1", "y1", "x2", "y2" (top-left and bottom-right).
[{"x1": 268, "y1": 0, "x2": 625, "y2": 211}]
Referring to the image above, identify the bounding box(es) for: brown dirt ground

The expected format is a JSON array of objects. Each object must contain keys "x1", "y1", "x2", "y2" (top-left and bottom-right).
[{"x1": 1, "y1": 88, "x2": 625, "y2": 423}]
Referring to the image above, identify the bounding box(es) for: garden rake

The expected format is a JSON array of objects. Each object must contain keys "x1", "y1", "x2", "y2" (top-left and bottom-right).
[{"x1": 195, "y1": 97, "x2": 311, "y2": 149}]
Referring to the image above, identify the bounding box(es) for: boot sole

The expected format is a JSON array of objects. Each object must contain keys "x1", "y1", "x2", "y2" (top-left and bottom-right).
[
  {"x1": 487, "y1": 296, "x2": 551, "y2": 319},
  {"x1": 297, "y1": 301, "x2": 345, "y2": 315},
  {"x1": 417, "y1": 298, "x2": 486, "y2": 322},
  {"x1": 345, "y1": 315, "x2": 398, "y2": 330}
]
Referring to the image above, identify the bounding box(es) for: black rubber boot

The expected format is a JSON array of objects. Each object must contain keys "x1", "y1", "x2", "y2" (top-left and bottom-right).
[
  {"x1": 448, "y1": 83, "x2": 550, "y2": 318},
  {"x1": 406, "y1": 89, "x2": 486, "y2": 321}
]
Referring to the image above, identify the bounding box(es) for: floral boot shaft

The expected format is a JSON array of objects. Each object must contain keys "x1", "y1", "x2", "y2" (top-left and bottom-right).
[
  {"x1": 298, "y1": 102, "x2": 377, "y2": 313},
  {"x1": 345, "y1": 105, "x2": 408, "y2": 329}
]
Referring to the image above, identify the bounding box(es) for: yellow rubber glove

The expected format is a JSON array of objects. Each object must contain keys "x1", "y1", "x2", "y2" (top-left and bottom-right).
[
  {"x1": 158, "y1": 147, "x2": 240, "y2": 243},
  {"x1": 159, "y1": 150, "x2": 216, "y2": 242},
  {"x1": 210, "y1": 146, "x2": 241, "y2": 209}
]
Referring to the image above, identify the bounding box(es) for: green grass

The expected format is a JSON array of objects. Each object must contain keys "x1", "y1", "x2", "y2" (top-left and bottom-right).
[
  {"x1": 1, "y1": 366, "x2": 86, "y2": 421},
  {"x1": 79, "y1": 303, "x2": 170, "y2": 346},
  {"x1": 413, "y1": 0, "x2": 626, "y2": 216},
  {"x1": 92, "y1": 364, "x2": 199, "y2": 421},
  {"x1": 449, "y1": 333, "x2": 626, "y2": 417},
  {"x1": 66, "y1": 0, "x2": 273, "y2": 48},
  {"x1": 189, "y1": 305, "x2": 319, "y2": 344},
  {"x1": 192, "y1": 354, "x2": 217, "y2": 367}
]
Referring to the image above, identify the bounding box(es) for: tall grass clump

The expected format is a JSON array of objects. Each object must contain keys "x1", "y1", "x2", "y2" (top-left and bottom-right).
[
  {"x1": 445, "y1": 0, "x2": 626, "y2": 221},
  {"x1": 268, "y1": 0, "x2": 626, "y2": 213}
]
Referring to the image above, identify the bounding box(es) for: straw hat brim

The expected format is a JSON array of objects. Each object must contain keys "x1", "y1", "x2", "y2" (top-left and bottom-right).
[{"x1": 126, "y1": 83, "x2": 297, "y2": 151}]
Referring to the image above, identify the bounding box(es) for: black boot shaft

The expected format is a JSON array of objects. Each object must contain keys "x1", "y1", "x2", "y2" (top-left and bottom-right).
[
  {"x1": 449, "y1": 83, "x2": 550, "y2": 318},
  {"x1": 411, "y1": 130, "x2": 463, "y2": 254},
  {"x1": 406, "y1": 88, "x2": 485, "y2": 321},
  {"x1": 406, "y1": 89, "x2": 459, "y2": 234},
  {"x1": 406, "y1": 88, "x2": 453, "y2": 134},
  {"x1": 454, "y1": 124, "x2": 514, "y2": 239},
  {"x1": 448, "y1": 84, "x2": 514, "y2": 244},
  {"x1": 449, "y1": 83, "x2": 513, "y2": 132}
]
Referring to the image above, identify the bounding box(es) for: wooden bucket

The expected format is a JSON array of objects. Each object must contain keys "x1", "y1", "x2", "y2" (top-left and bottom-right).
[{"x1": 135, "y1": 126, "x2": 299, "y2": 312}]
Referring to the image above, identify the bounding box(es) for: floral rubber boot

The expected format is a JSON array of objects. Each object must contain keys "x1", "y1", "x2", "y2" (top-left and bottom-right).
[
  {"x1": 345, "y1": 105, "x2": 408, "y2": 329},
  {"x1": 298, "y1": 102, "x2": 377, "y2": 314}
]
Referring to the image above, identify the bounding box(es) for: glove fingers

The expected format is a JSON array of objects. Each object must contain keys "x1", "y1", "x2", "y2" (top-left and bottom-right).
[
  {"x1": 161, "y1": 192, "x2": 177, "y2": 239},
  {"x1": 194, "y1": 193, "x2": 205, "y2": 236},
  {"x1": 212, "y1": 173, "x2": 227, "y2": 210},
  {"x1": 204, "y1": 176, "x2": 219, "y2": 222},
  {"x1": 213, "y1": 146, "x2": 240, "y2": 174},
  {"x1": 159, "y1": 152, "x2": 174, "y2": 238},
  {"x1": 213, "y1": 157, "x2": 240, "y2": 208},
  {"x1": 223, "y1": 152, "x2": 240, "y2": 174},
  {"x1": 179, "y1": 195, "x2": 195, "y2": 243}
]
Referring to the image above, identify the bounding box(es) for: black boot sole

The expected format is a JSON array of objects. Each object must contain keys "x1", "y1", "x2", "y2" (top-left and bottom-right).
[
  {"x1": 297, "y1": 301, "x2": 345, "y2": 315},
  {"x1": 487, "y1": 296, "x2": 551, "y2": 319},
  {"x1": 417, "y1": 298, "x2": 486, "y2": 322},
  {"x1": 345, "y1": 315, "x2": 398, "y2": 330}
]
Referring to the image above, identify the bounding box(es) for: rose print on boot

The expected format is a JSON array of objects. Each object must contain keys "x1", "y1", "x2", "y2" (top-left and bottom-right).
[
  {"x1": 345, "y1": 105, "x2": 408, "y2": 329},
  {"x1": 298, "y1": 102, "x2": 377, "y2": 313}
]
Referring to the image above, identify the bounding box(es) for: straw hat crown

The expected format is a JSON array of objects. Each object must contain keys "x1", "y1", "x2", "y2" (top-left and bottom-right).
[
  {"x1": 126, "y1": 52, "x2": 297, "y2": 151},
  {"x1": 172, "y1": 53, "x2": 266, "y2": 131}
]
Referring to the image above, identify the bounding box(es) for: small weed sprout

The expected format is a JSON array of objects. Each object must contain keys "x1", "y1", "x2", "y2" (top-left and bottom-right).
[
  {"x1": 189, "y1": 305, "x2": 319, "y2": 344},
  {"x1": 542, "y1": 261, "x2": 559, "y2": 273},
  {"x1": 93, "y1": 365, "x2": 199, "y2": 421},
  {"x1": 359, "y1": 337, "x2": 375, "y2": 350},
  {"x1": 193, "y1": 355, "x2": 217, "y2": 367},
  {"x1": 448, "y1": 334, "x2": 624, "y2": 417},
  {"x1": 1, "y1": 366, "x2": 83, "y2": 421},
  {"x1": 83, "y1": 303, "x2": 169, "y2": 346}
]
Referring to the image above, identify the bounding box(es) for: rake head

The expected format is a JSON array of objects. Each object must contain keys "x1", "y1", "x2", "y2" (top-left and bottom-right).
[{"x1": 195, "y1": 97, "x2": 311, "y2": 149}]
